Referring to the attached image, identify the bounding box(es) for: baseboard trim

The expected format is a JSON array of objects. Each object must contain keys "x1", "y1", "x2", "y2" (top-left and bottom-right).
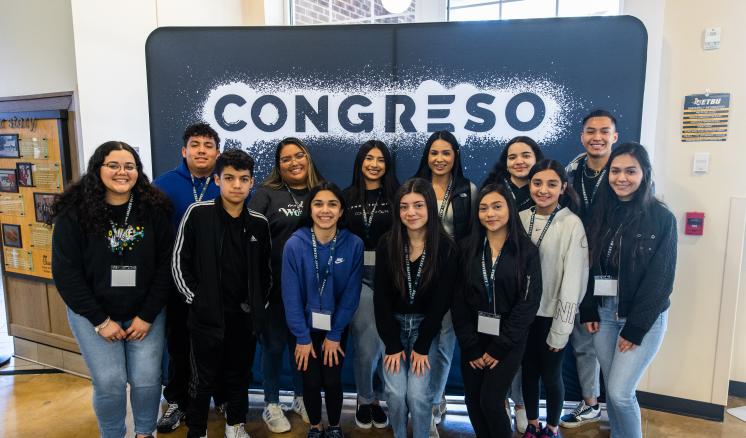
[
  {"x1": 637, "y1": 391, "x2": 724, "y2": 422},
  {"x1": 729, "y1": 380, "x2": 746, "y2": 398}
]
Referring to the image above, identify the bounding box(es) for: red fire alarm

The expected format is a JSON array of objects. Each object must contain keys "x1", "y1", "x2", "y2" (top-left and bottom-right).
[{"x1": 685, "y1": 212, "x2": 705, "y2": 235}]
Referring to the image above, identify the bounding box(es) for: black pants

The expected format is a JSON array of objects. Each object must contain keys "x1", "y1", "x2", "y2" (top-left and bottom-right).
[
  {"x1": 164, "y1": 299, "x2": 191, "y2": 409},
  {"x1": 461, "y1": 340, "x2": 525, "y2": 438},
  {"x1": 522, "y1": 316, "x2": 565, "y2": 426},
  {"x1": 302, "y1": 330, "x2": 348, "y2": 426},
  {"x1": 187, "y1": 312, "x2": 256, "y2": 437}
]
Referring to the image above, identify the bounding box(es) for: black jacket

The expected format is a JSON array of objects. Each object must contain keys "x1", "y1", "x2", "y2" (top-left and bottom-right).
[
  {"x1": 172, "y1": 198, "x2": 272, "y2": 338},
  {"x1": 450, "y1": 178, "x2": 474, "y2": 241},
  {"x1": 580, "y1": 201, "x2": 677, "y2": 345},
  {"x1": 52, "y1": 199, "x2": 173, "y2": 326},
  {"x1": 452, "y1": 238, "x2": 542, "y2": 362}
]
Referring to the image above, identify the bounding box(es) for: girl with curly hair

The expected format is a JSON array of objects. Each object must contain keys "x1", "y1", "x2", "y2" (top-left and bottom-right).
[{"x1": 51, "y1": 141, "x2": 173, "y2": 438}]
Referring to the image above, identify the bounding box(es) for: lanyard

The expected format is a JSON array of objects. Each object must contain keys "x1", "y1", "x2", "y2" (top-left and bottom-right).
[
  {"x1": 437, "y1": 178, "x2": 454, "y2": 220},
  {"x1": 527, "y1": 206, "x2": 559, "y2": 248},
  {"x1": 580, "y1": 158, "x2": 606, "y2": 209},
  {"x1": 286, "y1": 184, "x2": 302, "y2": 209},
  {"x1": 503, "y1": 177, "x2": 531, "y2": 209},
  {"x1": 361, "y1": 191, "x2": 381, "y2": 238},
  {"x1": 404, "y1": 243, "x2": 426, "y2": 305},
  {"x1": 190, "y1": 175, "x2": 211, "y2": 202},
  {"x1": 603, "y1": 224, "x2": 624, "y2": 275},
  {"x1": 311, "y1": 228, "x2": 337, "y2": 298},
  {"x1": 480, "y1": 237, "x2": 502, "y2": 313},
  {"x1": 108, "y1": 195, "x2": 134, "y2": 253}
]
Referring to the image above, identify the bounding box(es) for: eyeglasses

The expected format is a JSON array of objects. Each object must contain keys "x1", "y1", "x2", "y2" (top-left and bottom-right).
[
  {"x1": 279, "y1": 151, "x2": 307, "y2": 165},
  {"x1": 102, "y1": 162, "x2": 137, "y2": 172}
]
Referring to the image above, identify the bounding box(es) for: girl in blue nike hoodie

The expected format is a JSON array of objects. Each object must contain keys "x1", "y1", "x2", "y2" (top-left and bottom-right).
[{"x1": 282, "y1": 181, "x2": 364, "y2": 438}]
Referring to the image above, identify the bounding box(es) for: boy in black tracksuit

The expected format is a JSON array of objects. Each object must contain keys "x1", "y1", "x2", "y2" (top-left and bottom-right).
[{"x1": 172, "y1": 149, "x2": 271, "y2": 438}]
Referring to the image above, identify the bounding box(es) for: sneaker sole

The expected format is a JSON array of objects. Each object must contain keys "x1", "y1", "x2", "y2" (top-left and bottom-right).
[
  {"x1": 373, "y1": 419, "x2": 389, "y2": 428},
  {"x1": 263, "y1": 417, "x2": 291, "y2": 433},
  {"x1": 559, "y1": 415, "x2": 601, "y2": 428},
  {"x1": 355, "y1": 417, "x2": 373, "y2": 429}
]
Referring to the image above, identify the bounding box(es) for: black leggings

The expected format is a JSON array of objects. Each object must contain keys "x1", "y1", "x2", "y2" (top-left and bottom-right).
[
  {"x1": 302, "y1": 330, "x2": 348, "y2": 426},
  {"x1": 522, "y1": 316, "x2": 565, "y2": 426},
  {"x1": 461, "y1": 340, "x2": 525, "y2": 438}
]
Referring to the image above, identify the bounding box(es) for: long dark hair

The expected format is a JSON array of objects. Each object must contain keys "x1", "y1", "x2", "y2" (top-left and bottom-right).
[
  {"x1": 483, "y1": 136, "x2": 545, "y2": 188},
  {"x1": 386, "y1": 178, "x2": 452, "y2": 299},
  {"x1": 527, "y1": 159, "x2": 580, "y2": 214},
  {"x1": 587, "y1": 142, "x2": 659, "y2": 266},
  {"x1": 49, "y1": 141, "x2": 171, "y2": 232},
  {"x1": 297, "y1": 181, "x2": 348, "y2": 230},
  {"x1": 464, "y1": 183, "x2": 534, "y2": 292},
  {"x1": 414, "y1": 131, "x2": 468, "y2": 187},
  {"x1": 262, "y1": 137, "x2": 324, "y2": 190},
  {"x1": 347, "y1": 140, "x2": 400, "y2": 205}
]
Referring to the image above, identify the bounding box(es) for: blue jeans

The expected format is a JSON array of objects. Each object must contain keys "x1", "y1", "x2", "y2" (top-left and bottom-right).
[
  {"x1": 259, "y1": 302, "x2": 303, "y2": 403},
  {"x1": 68, "y1": 308, "x2": 165, "y2": 438},
  {"x1": 350, "y1": 282, "x2": 385, "y2": 404},
  {"x1": 570, "y1": 313, "x2": 601, "y2": 400},
  {"x1": 384, "y1": 314, "x2": 438, "y2": 438},
  {"x1": 429, "y1": 310, "x2": 457, "y2": 405},
  {"x1": 594, "y1": 297, "x2": 667, "y2": 438},
  {"x1": 510, "y1": 367, "x2": 524, "y2": 405}
]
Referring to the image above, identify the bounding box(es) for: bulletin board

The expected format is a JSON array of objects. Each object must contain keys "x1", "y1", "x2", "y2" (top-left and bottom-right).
[{"x1": 0, "y1": 110, "x2": 72, "y2": 280}]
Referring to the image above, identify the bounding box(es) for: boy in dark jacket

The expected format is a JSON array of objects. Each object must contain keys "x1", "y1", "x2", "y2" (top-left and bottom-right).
[{"x1": 172, "y1": 149, "x2": 271, "y2": 438}]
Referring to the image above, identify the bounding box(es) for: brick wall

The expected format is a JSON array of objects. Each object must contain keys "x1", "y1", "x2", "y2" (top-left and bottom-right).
[{"x1": 293, "y1": 0, "x2": 416, "y2": 24}]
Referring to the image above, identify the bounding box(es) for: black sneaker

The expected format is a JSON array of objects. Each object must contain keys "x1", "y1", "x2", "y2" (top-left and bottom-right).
[
  {"x1": 325, "y1": 426, "x2": 344, "y2": 438},
  {"x1": 355, "y1": 404, "x2": 372, "y2": 429},
  {"x1": 370, "y1": 403, "x2": 389, "y2": 428},
  {"x1": 157, "y1": 402, "x2": 186, "y2": 433},
  {"x1": 307, "y1": 427, "x2": 324, "y2": 438},
  {"x1": 559, "y1": 400, "x2": 601, "y2": 428}
]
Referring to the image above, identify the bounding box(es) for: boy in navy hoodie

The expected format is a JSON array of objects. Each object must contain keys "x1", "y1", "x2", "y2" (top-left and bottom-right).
[{"x1": 172, "y1": 149, "x2": 271, "y2": 438}]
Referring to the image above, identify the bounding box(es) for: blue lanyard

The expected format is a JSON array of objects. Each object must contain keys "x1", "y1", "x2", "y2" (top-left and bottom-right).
[
  {"x1": 404, "y1": 243, "x2": 426, "y2": 305},
  {"x1": 437, "y1": 178, "x2": 454, "y2": 220},
  {"x1": 311, "y1": 228, "x2": 337, "y2": 298},
  {"x1": 480, "y1": 238, "x2": 502, "y2": 310},
  {"x1": 361, "y1": 191, "x2": 381, "y2": 239},
  {"x1": 580, "y1": 157, "x2": 606, "y2": 210},
  {"x1": 190, "y1": 175, "x2": 211, "y2": 202}
]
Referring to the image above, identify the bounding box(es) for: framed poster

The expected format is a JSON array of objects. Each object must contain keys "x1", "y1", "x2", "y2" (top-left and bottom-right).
[
  {"x1": 2, "y1": 223, "x2": 22, "y2": 248},
  {"x1": 0, "y1": 169, "x2": 18, "y2": 193},
  {"x1": 16, "y1": 162, "x2": 34, "y2": 187},
  {"x1": 0, "y1": 134, "x2": 20, "y2": 158},
  {"x1": 33, "y1": 192, "x2": 58, "y2": 224}
]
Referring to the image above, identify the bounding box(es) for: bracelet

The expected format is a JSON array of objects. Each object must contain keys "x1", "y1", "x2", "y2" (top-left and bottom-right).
[{"x1": 94, "y1": 317, "x2": 111, "y2": 334}]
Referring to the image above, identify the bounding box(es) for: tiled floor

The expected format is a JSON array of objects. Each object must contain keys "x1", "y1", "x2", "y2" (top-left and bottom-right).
[{"x1": 1, "y1": 370, "x2": 745, "y2": 437}]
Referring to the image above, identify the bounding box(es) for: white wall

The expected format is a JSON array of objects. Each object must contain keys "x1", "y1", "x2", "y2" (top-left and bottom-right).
[
  {"x1": 70, "y1": 0, "x2": 253, "y2": 178},
  {"x1": 0, "y1": 0, "x2": 77, "y2": 97},
  {"x1": 627, "y1": 0, "x2": 746, "y2": 405}
]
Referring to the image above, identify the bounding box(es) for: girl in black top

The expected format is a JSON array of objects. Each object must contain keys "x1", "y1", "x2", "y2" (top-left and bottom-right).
[
  {"x1": 51, "y1": 141, "x2": 173, "y2": 438},
  {"x1": 342, "y1": 140, "x2": 399, "y2": 429},
  {"x1": 374, "y1": 178, "x2": 457, "y2": 438},
  {"x1": 452, "y1": 183, "x2": 542, "y2": 438},
  {"x1": 483, "y1": 136, "x2": 545, "y2": 212},
  {"x1": 247, "y1": 137, "x2": 324, "y2": 431},
  {"x1": 580, "y1": 143, "x2": 677, "y2": 438}
]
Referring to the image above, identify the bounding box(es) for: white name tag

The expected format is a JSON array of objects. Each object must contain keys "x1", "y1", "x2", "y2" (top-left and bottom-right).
[
  {"x1": 477, "y1": 312, "x2": 500, "y2": 336},
  {"x1": 111, "y1": 265, "x2": 137, "y2": 287},
  {"x1": 594, "y1": 276, "x2": 618, "y2": 296},
  {"x1": 364, "y1": 250, "x2": 376, "y2": 267},
  {"x1": 311, "y1": 311, "x2": 332, "y2": 331}
]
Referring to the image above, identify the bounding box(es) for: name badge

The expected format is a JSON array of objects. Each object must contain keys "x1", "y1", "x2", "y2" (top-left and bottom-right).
[
  {"x1": 111, "y1": 265, "x2": 137, "y2": 287},
  {"x1": 311, "y1": 311, "x2": 332, "y2": 331},
  {"x1": 364, "y1": 250, "x2": 376, "y2": 267},
  {"x1": 477, "y1": 311, "x2": 500, "y2": 336},
  {"x1": 594, "y1": 275, "x2": 618, "y2": 296}
]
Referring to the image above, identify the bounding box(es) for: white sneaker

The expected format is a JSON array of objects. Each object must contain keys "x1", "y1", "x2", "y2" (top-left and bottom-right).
[
  {"x1": 262, "y1": 403, "x2": 291, "y2": 433},
  {"x1": 292, "y1": 396, "x2": 310, "y2": 424},
  {"x1": 225, "y1": 422, "x2": 250, "y2": 438},
  {"x1": 429, "y1": 415, "x2": 440, "y2": 438},
  {"x1": 515, "y1": 406, "x2": 528, "y2": 433}
]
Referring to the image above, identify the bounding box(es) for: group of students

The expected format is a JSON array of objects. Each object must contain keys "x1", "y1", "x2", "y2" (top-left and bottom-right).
[{"x1": 50, "y1": 109, "x2": 677, "y2": 438}]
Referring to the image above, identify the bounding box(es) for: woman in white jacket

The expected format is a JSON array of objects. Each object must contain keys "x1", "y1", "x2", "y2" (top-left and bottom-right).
[{"x1": 518, "y1": 159, "x2": 589, "y2": 438}]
